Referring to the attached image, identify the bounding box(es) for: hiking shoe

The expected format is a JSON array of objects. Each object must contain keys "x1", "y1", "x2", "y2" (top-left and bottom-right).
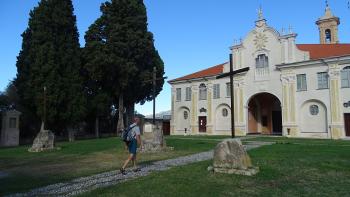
[
  {"x1": 120, "y1": 168, "x2": 127, "y2": 175},
  {"x1": 133, "y1": 168, "x2": 141, "y2": 172}
]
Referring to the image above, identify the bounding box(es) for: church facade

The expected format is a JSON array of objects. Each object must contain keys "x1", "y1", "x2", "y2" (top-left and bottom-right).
[{"x1": 168, "y1": 6, "x2": 350, "y2": 139}]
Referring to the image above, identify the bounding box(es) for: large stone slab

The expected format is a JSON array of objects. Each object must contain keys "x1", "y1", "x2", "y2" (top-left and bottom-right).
[
  {"x1": 141, "y1": 123, "x2": 172, "y2": 153},
  {"x1": 28, "y1": 122, "x2": 55, "y2": 152},
  {"x1": 210, "y1": 139, "x2": 259, "y2": 176}
]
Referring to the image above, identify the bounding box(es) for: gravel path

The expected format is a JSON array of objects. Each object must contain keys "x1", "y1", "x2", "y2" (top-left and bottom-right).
[{"x1": 7, "y1": 141, "x2": 273, "y2": 197}]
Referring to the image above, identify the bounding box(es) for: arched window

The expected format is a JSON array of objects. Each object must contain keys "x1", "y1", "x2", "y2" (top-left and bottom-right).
[
  {"x1": 255, "y1": 54, "x2": 269, "y2": 68},
  {"x1": 199, "y1": 83, "x2": 207, "y2": 100},
  {"x1": 341, "y1": 66, "x2": 350, "y2": 88},
  {"x1": 325, "y1": 29, "x2": 332, "y2": 43}
]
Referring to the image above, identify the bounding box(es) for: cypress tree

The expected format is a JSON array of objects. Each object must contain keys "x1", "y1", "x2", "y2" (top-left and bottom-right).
[
  {"x1": 83, "y1": 0, "x2": 164, "y2": 131},
  {"x1": 0, "y1": 92, "x2": 8, "y2": 112},
  {"x1": 15, "y1": 0, "x2": 86, "y2": 134}
]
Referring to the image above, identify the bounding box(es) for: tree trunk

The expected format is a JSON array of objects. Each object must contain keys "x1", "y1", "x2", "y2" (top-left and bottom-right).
[
  {"x1": 95, "y1": 116, "x2": 99, "y2": 138},
  {"x1": 126, "y1": 103, "x2": 135, "y2": 126},
  {"x1": 117, "y1": 93, "x2": 124, "y2": 134}
]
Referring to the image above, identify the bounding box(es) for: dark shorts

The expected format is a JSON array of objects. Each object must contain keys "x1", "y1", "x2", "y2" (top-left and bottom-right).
[{"x1": 127, "y1": 139, "x2": 137, "y2": 155}]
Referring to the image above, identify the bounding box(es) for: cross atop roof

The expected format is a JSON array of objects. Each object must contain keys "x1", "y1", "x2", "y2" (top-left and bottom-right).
[{"x1": 258, "y1": 5, "x2": 264, "y2": 20}]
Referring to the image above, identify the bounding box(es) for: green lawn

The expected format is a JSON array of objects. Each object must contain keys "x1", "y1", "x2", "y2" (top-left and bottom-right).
[
  {"x1": 0, "y1": 136, "x2": 219, "y2": 196},
  {"x1": 244, "y1": 136, "x2": 350, "y2": 146},
  {"x1": 2, "y1": 136, "x2": 350, "y2": 196},
  {"x1": 83, "y1": 137, "x2": 350, "y2": 197}
]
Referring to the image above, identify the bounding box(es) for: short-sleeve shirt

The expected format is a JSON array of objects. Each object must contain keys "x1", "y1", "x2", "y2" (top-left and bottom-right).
[{"x1": 129, "y1": 123, "x2": 140, "y2": 139}]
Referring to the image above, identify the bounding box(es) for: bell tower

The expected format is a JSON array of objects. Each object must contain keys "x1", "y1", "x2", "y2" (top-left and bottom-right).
[{"x1": 316, "y1": 2, "x2": 340, "y2": 44}]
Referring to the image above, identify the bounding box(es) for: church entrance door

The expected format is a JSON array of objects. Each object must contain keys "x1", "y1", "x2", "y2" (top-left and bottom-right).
[
  {"x1": 248, "y1": 93, "x2": 282, "y2": 135},
  {"x1": 199, "y1": 116, "x2": 207, "y2": 133},
  {"x1": 345, "y1": 114, "x2": 350, "y2": 137},
  {"x1": 272, "y1": 111, "x2": 282, "y2": 135}
]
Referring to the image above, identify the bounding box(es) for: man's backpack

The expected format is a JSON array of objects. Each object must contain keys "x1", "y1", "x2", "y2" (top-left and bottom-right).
[{"x1": 121, "y1": 125, "x2": 136, "y2": 142}]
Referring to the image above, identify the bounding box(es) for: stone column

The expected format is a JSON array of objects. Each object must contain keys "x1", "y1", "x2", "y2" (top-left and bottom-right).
[
  {"x1": 328, "y1": 64, "x2": 344, "y2": 139},
  {"x1": 207, "y1": 83, "x2": 213, "y2": 134},
  {"x1": 191, "y1": 85, "x2": 199, "y2": 134},
  {"x1": 234, "y1": 77, "x2": 246, "y2": 136},
  {"x1": 281, "y1": 70, "x2": 298, "y2": 137}
]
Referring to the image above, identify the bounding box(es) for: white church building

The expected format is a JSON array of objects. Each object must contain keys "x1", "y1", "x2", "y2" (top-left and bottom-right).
[{"x1": 168, "y1": 6, "x2": 350, "y2": 139}]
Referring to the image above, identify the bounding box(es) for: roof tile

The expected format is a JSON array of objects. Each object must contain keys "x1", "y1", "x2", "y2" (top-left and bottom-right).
[
  {"x1": 168, "y1": 62, "x2": 226, "y2": 83},
  {"x1": 170, "y1": 44, "x2": 350, "y2": 82},
  {"x1": 297, "y1": 44, "x2": 350, "y2": 60}
]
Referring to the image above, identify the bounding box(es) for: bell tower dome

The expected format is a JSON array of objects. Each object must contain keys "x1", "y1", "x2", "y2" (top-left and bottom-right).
[{"x1": 316, "y1": 2, "x2": 340, "y2": 44}]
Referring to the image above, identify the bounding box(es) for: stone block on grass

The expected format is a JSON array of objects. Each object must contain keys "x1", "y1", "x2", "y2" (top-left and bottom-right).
[
  {"x1": 28, "y1": 122, "x2": 55, "y2": 152},
  {"x1": 209, "y1": 139, "x2": 259, "y2": 176},
  {"x1": 140, "y1": 123, "x2": 173, "y2": 153}
]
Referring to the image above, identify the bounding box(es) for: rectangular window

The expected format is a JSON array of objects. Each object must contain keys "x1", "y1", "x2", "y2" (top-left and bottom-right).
[
  {"x1": 297, "y1": 74, "x2": 307, "y2": 91},
  {"x1": 317, "y1": 72, "x2": 329, "y2": 89},
  {"x1": 255, "y1": 54, "x2": 269, "y2": 68},
  {"x1": 185, "y1": 87, "x2": 191, "y2": 101},
  {"x1": 176, "y1": 88, "x2": 181, "y2": 101},
  {"x1": 199, "y1": 84, "x2": 207, "y2": 100},
  {"x1": 213, "y1": 84, "x2": 220, "y2": 99},
  {"x1": 341, "y1": 70, "x2": 350, "y2": 88},
  {"x1": 226, "y1": 83, "x2": 231, "y2": 97}
]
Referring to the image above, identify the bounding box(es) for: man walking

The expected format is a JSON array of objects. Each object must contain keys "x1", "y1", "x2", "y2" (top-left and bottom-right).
[{"x1": 120, "y1": 117, "x2": 142, "y2": 175}]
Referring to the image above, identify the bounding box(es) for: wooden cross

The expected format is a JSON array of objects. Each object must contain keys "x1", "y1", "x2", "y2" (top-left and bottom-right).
[
  {"x1": 217, "y1": 54, "x2": 249, "y2": 138},
  {"x1": 144, "y1": 67, "x2": 167, "y2": 125}
]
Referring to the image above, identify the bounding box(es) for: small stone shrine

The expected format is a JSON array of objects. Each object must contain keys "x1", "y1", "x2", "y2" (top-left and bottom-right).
[
  {"x1": 141, "y1": 123, "x2": 170, "y2": 152},
  {"x1": 209, "y1": 139, "x2": 259, "y2": 176},
  {"x1": 0, "y1": 110, "x2": 21, "y2": 147},
  {"x1": 28, "y1": 122, "x2": 55, "y2": 152}
]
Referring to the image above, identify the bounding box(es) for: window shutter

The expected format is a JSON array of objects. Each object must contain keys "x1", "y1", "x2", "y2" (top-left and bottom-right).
[
  {"x1": 176, "y1": 88, "x2": 181, "y2": 101},
  {"x1": 318, "y1": 72, "x2": 328, "y2": 89},
  {"x1": 226, "y1": 83, "x2": 231, "y2": 97},
  {"x1": 213, "y1": 84, "x2": 220, "y2": 99},
  {"x1": 302, "y1": 75, "x2": 307, "y2": 90},
  {"x1": 341, "y1": 70, "x2": 350, "y2": 88},
  {"x1": 185, "y1": 87, "x2": 192, "y2": 101}
]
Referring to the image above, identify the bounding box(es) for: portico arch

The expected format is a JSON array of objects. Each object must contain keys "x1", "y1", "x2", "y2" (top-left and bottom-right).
[{"x1": 247, "y1": 92, "x2": 282, "y2": 135}]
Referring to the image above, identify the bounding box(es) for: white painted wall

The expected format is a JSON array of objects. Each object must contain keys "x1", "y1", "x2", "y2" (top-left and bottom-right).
[
  {"x1": 175, "y1": 106, "x2": 190, "y2": 134},
  {"x1": 300, "y1": 100, "x2": 328, "y2": 133},
  {"x1": 169, "y1": 17, "x2": 350, "y2": 139},
  {"x1": 215, "y1": 104, "x2": 231, "y2": 132},
  {"x1": 341, "y1": 64, "x2": 350, "y2": 115}
]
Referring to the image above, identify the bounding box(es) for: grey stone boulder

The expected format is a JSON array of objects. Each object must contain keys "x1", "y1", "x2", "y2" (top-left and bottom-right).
[
  {"x1": 210, "y1": 139, "x2": 259, "y2": 176},
  {"x1": 28, "y1": 122, "x2": 55, "y2": 152}
]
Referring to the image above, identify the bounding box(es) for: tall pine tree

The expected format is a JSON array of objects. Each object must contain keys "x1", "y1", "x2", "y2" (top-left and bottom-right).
[
  {"x1": 83, "y1": 0, "x2": 164, "y2": 132},
  {"x1": 15, "y1": 0, "x2": 86, "y2": 134}
]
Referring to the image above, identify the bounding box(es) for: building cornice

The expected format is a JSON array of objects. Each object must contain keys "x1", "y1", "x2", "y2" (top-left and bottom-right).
[
  {"x1": 276, "y1": 55, "x2": 350, "y2": 69},
  {"x1": 168, "y1": 75, "x2": 218, "y2": 85}
]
